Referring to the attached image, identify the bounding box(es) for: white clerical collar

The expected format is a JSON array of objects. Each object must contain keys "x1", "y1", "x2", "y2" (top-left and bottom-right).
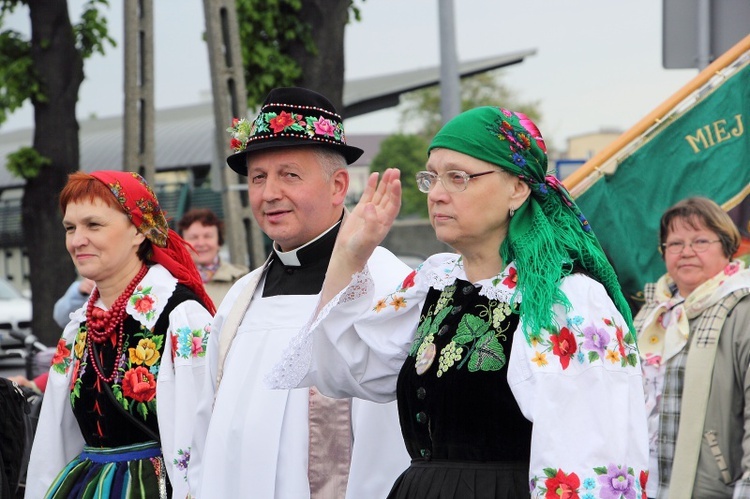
[{"x1": 273, "y1": 221, "x2": 340, "y2": 267}]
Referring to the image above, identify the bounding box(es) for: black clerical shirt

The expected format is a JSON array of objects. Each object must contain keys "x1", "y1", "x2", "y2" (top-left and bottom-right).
[{"x1": 262, "y1": 221, "x2": 341, "y2": 297}]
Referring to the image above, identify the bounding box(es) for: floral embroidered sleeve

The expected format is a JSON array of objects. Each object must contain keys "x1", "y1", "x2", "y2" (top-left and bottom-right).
[
  {"x1": 507, "y1": 273, "x2": 650, "y2": 499},
  {"x1": 155, "y1": 299, "x2": 212, "y2": 499},
  {"x1": 268, "y1": 247, "x2": 422, "y2": 402}
]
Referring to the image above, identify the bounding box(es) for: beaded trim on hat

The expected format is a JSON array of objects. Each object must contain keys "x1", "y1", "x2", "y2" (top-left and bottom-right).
[{"x1": 227, "y1": 103, "x2": 348, "y2": 153}]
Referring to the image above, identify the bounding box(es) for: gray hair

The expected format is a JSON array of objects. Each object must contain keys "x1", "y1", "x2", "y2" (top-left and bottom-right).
[{"x1": 312, "y1": 147, "x2": 347, "y2": 180}]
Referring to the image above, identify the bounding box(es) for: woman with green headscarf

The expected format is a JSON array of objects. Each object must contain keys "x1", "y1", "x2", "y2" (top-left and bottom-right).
[{"x1": 270, "y1": 107, "x2": 649, "y2": 498}]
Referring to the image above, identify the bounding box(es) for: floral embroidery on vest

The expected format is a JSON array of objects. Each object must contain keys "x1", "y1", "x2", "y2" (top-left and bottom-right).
[
  {"x1": 410, "y1": 284, "x2": 518, "y2": 376},
  {"x1": 69, "y1": 277, "x2": 166, "y2": 421}
]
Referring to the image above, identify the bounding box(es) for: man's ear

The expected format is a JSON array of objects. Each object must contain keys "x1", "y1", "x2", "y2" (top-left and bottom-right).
[{"x1": 331, "y1": 168, "x2": 350, "y2": 206}]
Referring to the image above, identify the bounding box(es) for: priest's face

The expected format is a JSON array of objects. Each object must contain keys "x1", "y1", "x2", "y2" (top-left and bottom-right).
[{"x1": 247, "y1": 147, "x2": 349, "y2": 251}]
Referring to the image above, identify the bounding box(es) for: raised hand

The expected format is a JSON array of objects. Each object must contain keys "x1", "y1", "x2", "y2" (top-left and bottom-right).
[
  {"x1": 321, "y1": 168, "x2": 401, "y2": 304},
  {"x1": 341, "y1": 168, "x2": 401, "y2": 263}
]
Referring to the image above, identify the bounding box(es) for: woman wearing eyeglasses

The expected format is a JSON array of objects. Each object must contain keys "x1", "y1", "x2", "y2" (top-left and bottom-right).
[
  {"x1": 271, "y1": 107, "x2": 649, "y2": 498},
  {"x1": 635, "y1": 196, "x2": 750, "y2": 499}
]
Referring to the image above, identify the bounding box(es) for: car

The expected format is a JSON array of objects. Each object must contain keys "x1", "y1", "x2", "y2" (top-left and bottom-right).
[{"x1": 0, "y1": 277, "x2": 32, "y2": 354}]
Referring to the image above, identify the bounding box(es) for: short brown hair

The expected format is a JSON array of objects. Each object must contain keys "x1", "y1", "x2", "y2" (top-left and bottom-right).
[
  {"x1": 659, "y1": 196, "x2": 740, "y2": 259},
  {"x1": 177, "y1": 208, "x2": 224, "y2": 246}
]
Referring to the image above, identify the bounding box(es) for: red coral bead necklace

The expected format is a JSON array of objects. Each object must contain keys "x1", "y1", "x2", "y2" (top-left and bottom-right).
[{"x1": 86, "y1": 264, "x2": 148, "y2": 383}]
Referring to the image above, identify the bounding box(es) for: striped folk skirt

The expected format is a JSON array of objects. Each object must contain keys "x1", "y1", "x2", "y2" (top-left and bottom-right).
[{"x1": 44, "y1": 441, "x2": 167, "y2": 499}]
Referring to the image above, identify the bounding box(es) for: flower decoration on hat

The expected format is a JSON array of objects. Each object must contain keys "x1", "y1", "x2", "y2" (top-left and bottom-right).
[
  {"x1": 227, "y1": 110, "x2": 346, "y2": 153},
  {"x1": 225, "y1": 87, "x2": 364, "y2": 174},
  {"x1": 227, "y1": 118, "x2": 255, "y2": 153}
]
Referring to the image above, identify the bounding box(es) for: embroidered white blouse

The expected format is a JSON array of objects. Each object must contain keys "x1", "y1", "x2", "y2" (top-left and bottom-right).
[
  {"x1": 26, "y1": 265, "x2": 213, "y2": 499},
  {"x1": 270, "y1": 252, "x2": 650, "y2": 498}
]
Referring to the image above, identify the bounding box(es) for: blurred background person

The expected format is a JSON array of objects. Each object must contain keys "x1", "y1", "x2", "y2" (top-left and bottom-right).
[
  {"x1": 177, "y1": 208, "x2": 248, "y2": 304},
  {"x1": 636, "y1": 196, "x2": 750, "y2": 498},
  {"x1": 26, "y1": 170, "x2": 215, "y2": 499},
  {"x1": 53, "y1": 278, "x2": 95, "y2": 329}
]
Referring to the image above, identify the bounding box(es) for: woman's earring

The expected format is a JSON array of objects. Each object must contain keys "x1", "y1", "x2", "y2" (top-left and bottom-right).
[{"x1": 509, "y1": 206, "x2": 515, "y2": 218}]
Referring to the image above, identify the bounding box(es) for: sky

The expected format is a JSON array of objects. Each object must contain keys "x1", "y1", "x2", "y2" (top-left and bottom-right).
[{"x1": 1, "y1": 0, "x2": 700, "y2": 151}]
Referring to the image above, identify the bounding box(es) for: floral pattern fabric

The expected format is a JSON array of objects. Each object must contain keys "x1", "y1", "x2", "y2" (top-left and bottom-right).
[
  {"x1": 228, "y1": 110, "x2": 347, "y2": 154},
  {"x1": 273, "y1": 252, "x2": 650, "y2": 498},
  {"x1": 30, "y1": 264, "x2": 213, "y2": 499}
]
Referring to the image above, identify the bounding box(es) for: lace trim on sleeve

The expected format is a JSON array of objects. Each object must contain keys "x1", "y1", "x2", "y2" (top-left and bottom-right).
[
  {"x1": 266, "y1": 266, "x2": 374, "y2": 389},
  {"x1": 337, "y1": 265, "x2": 373, "y2": 305}
]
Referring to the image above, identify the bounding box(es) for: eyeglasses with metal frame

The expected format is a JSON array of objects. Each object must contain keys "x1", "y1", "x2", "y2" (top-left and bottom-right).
[
  {"x1": 660, "y1": 239, "x2": 722, "y2": 254},
  {"x1": 415, "y1": 170, "x2": 501, "y2": 193}
]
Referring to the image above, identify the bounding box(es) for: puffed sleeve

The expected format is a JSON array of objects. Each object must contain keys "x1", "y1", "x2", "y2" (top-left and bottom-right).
[
  {"x1": 269, "y1": 247, "x2": 423, "y2": 402},
  {"x1": 508, "y1": 274, "x2": 650, "y2": 499},
  {"x1": 25, "y1": 322, "x2": 85, "y2": 498},
  {"x1": 155, "y1": 299, "x2": 212, "y2": 499}
]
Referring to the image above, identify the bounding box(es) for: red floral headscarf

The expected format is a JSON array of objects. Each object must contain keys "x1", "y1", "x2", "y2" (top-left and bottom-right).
[{"x1": 90, "y1": 171, "x2": 216, "y2": 314}]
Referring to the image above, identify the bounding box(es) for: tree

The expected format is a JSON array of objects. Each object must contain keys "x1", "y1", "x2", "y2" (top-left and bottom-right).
[
  {"x1": 235, "y1": 0, "x2": 361, "y2": 112},
  {"x1": 369, "y1": 134, "x2": 430, "y2": 219},
  {"x1": 400, "y1": 70, "x2": 543, "y2": 141},
  {"x1": 0, "y1": 0, "x2": 113, "y2": 345}
]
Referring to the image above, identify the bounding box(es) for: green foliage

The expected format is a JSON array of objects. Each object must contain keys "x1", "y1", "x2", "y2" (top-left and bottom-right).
[
  {"x1": 6, "y1": 146, "x2": 51, "y2": 179},
  {"x1": 400, "y1": 71, "x2": 542, "y2": 140},
  {"x1": 0, "y1": 0, "x2": 114, "y2": 126},
  {"x1": 236, "y1": 0, "x2": 364, "y2": 108},
  {"x1": 348, "y1": 1, "x2": 363, "y2": 22},
  {"x1": 370, "y1": 134, "x2": 430, "y2": 219},
  {"x1": 75, "y1": 0, "x2": 116, "y2": 59},
  {"x1": 0, "y1": 28, "x2": 41, "y2": 124},
  {"x1": 235, "y1": 0, "x2": 314, "y2": 108}
]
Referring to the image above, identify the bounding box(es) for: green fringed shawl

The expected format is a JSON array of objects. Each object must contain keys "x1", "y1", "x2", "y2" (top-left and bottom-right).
[{"x1": 429, "y1": 106, "x2": 634, "y2": 341}]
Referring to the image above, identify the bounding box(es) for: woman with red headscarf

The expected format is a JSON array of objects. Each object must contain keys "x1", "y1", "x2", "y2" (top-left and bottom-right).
[{"x1": 27, "y1": 171, "x2": 215, "y2": 499}]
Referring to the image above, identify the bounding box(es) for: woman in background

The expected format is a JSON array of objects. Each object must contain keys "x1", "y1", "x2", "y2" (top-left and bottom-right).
[
  {"x1": 177, "y1": 208, "x2": 248, "y2": 304},
  {"x1": 636, "y1": 196, "x2": 750, "y2": 498}
]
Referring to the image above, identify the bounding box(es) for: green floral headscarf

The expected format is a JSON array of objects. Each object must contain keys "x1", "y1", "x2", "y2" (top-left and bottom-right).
[{"x1": 428, "y1": 107, "x2": 634, "y2": 340}]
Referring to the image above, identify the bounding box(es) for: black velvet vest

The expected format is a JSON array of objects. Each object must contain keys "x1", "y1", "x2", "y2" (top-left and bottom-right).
[
  {"x1": 72, "y1": 285, "x2": 200, "y2": 447},
  {"x1": 396, "y1": 278, "x2": 532, "y2": 462}
]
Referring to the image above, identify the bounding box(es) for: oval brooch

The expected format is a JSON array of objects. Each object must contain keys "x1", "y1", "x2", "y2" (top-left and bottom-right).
[{"x1": 415, "y1": 343, "x2": 436, "y2": 375}]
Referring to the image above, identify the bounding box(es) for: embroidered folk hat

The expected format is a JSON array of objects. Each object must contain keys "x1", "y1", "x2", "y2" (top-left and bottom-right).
[{"x1": 226, "y1": 87, "x2": 364, "y2": 175}]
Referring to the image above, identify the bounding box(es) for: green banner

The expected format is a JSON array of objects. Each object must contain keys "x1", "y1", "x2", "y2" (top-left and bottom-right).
[{"x1": 576, "y1": 62, "x2": 750, "y2": 309}]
